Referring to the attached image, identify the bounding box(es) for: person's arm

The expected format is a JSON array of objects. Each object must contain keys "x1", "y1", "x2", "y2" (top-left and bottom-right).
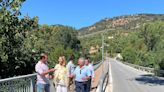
[
  {"x1": 90, "y1": 65, "x2": 95, "y2": 81},
  {"x1": 82, "y1": 76, "x2": 91, "y2": 81},
  {"x1": 35, "y1": 65, "x2": 55, "y2": 76},
  {"x1": 69, "y1": 66, "x2": 77, "y2": 78},
  {"x1": 87, "y1": 67, "x2": 92, "y2": 80},
  {"x1": 82, "y1": 68, "x2": 91, "y2": 81},
  {"x1": 41, "y1": 69, "x2": 55, "y2": 76},
  {"x1": 67, "y1": 63, "x2": 71, "y2": 76},
  {"x1": 53, "y1": 64, "x2": 59, "y2": 77},
  {"x1": 91, "y1": 65, "x2": 95, "y2": 78}
]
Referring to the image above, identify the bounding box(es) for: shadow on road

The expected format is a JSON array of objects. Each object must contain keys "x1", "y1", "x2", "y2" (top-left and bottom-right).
[{"x1": 135, "y1": 74, "x2": 164, "y2": 85}]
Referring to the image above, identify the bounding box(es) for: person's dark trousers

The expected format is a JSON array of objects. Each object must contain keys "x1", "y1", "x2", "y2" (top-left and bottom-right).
[
  {"x1": 75, "y1": 81, "x2": 87, "y2": 92},
  {"x1": 86, "y1": 79, "x2": 91, "y2": 92}
]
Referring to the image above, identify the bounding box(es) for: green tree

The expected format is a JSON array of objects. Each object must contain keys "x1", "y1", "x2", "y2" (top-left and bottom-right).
[{"x1": 0, "y1": 0, "x2": 38, "y2": 78}]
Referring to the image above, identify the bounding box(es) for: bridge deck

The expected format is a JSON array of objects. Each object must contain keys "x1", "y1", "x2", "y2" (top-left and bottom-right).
[{"x1": 106, "y1": 59, "x2": 164, "y2": 92}]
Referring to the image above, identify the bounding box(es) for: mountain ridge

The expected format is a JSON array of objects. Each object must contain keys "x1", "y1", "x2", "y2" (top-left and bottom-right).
[{"x1": 78, "y1": 14, "x2": 164, "y2": 35}]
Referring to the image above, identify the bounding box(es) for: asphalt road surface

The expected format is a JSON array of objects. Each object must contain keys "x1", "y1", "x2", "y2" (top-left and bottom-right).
[{"x1": 110, "y1": 59, "x2": 164, "y2": 92}]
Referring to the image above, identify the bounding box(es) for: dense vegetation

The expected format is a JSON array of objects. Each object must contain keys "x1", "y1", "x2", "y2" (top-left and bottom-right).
[
  {"x1": 0, "y1": 0, "x2": 82, "y2": 78},
  {"x1": 0, "y1": 0, "x2": 38, "y2": 78},
  {"x1": 79, "y1": 14, "x2": 164, "y2": 71},
  {"x1": 80, "y1": 21, "x2": 164, "y2": 72},
  {"x1": 26, "y1": 25, "x2": 81, "y2": 67},
  {"x1": 121, "y1": 22, "x2": 164, "y2": 70}
]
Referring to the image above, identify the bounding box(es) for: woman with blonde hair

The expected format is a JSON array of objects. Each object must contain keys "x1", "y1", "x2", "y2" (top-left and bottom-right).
[{"x1": 54, "y1": 56, "x2": 68, "y2": 92}]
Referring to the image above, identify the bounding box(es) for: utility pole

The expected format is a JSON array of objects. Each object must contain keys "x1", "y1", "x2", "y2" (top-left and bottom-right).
[{"x1": 102, "y1": 33, "x2": 104, "y2": 74}]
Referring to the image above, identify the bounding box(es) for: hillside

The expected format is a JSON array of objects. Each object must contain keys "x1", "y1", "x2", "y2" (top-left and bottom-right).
[{"x1": 78, "y1": 14, "x2": 164, "y2": 35}]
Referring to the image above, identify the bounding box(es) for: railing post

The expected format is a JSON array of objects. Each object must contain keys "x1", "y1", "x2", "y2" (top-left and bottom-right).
[
  {"x1": 30, "y1": 76, "x2": 36, "y2": 92},
  {"x1": 9, "y1": 81, "x2": 13, "y2": 92},
  {"x1": 30, "y1": 79, "x2": 33, "y2": 92}
]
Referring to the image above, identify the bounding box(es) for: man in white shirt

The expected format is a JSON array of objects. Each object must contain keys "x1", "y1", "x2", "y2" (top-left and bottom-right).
[
  {"x1": 66, "y1": 55, "x2": 75, "y2": 90},
  {"x1": 35, "y1": 53, "x2": 55, "y2": 92},
  {"x1": 85, "y1": 58, "x2": 95, "y2": 92}
]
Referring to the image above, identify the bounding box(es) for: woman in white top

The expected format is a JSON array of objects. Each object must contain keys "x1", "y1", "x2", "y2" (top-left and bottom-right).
[{"x1": 54, "y1": 56, "x2": 68, "y2": 92}]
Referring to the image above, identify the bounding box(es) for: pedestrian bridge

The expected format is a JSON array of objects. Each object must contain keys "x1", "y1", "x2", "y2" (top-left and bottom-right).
[
  {"x1": 1, "y1": 58, "x2": 164, "y2": 92},
  {"x1": 0, "y1": 60, "x2": 109, "y2": 92}
]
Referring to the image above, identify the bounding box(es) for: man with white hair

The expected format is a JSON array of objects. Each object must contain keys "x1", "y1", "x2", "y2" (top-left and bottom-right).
[{"x1": 70, "y1": 57, "x2": 91, "y2": 92}]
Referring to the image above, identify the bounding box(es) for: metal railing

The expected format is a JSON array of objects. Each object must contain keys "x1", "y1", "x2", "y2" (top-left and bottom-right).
[
  {"x1": 96, "y1": 61, "x2": 109, "y2": 92},
  {"x1": 93, "y1": 61, "x2": 101, "y2": 65},
  {"x1": 0, "y1": 61, "x2": 102, "y2": 92},
  {"x1": 0, "y1": 73, "x2": 36, "y2": 92},
  {"x1": 93, "y1": 61, "x2": 103, "y2": 70},
  {"x1": 121, "y1": 61, "x2": 164, "y2": 76}
]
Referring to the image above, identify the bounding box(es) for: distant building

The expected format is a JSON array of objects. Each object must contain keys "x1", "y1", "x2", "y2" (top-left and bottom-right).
[{"x1": 89, "y1": 46, "x2": 98, "y2": 54}]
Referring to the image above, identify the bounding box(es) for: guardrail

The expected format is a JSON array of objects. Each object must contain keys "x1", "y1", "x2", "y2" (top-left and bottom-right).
[
  {"x1": 121, "y1": 61, "x2": 164, "y2": 76},
  {"x1": 93, "y1": 61, "x2": 101, "y2": 65},
  {"x1": 96, "y1": 61, "x2": 109, "y2": 92},
  {"x1": 93, "y1": 61, "x2": 103, "y2": 70},
  {"x1": 0, "y1": 73, "x2": 36, "y2": 92},
  {"x1": 0, "y1": 61, "x2": 102, "y2": 92},
  {"x1": 122, "y1": 62, "x2": 154, "y2": 73}
]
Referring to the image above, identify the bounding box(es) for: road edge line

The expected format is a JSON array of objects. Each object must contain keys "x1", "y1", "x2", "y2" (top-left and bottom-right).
[
  {"x1": 109, "y1": 60, "x2": 113, "y2": 92},
  {"x1": 105, "y1": 59, "x2": 113, "y2": 92}
]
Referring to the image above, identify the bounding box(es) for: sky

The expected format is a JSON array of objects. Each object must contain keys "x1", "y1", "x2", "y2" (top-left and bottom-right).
[{"x1": 20, "y1": 0, "x2": 164, "y2": 29}]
